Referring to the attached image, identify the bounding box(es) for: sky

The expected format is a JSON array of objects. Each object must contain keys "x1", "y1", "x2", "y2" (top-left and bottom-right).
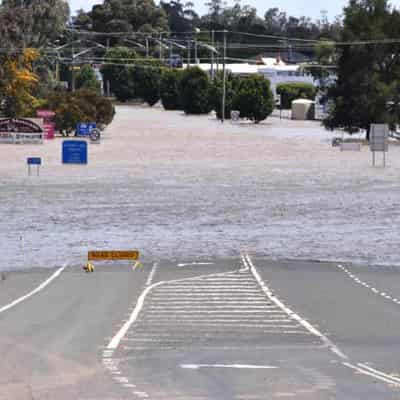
[{"x1": 69, "y1": 0, "x2": 400, "y2": 20}]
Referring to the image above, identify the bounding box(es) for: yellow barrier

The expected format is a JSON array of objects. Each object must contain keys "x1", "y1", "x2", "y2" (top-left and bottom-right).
[
  {"x1": 88, "y1": 250, "x2": 139, "y2": 261},
  {"x1": 85, "y1": 250, "x2": 140, "y2": 273}
]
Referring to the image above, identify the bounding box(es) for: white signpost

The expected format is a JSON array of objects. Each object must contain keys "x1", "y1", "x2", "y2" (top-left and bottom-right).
[{"x1": 370, "y1": 124, "x2": 389, "y2": 167}]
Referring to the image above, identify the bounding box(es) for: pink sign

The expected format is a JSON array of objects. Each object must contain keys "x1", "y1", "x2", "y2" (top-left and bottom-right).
[
  {"x1": 44, "y1": 122, "x2": 55, "y2": 139},
  {"x1": 37, "y1": 110, "x2": 56, "y2": 118},
  {"x1": 37, "y1": 110, "x2": 56, "y2": 139}
]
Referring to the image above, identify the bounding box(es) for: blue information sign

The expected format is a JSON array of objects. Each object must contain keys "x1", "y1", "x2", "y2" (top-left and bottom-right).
[
  {"x1": 77, "y1": 122, "x2": 96, "y2": 136},
  {"x1": 27, "y1": 157, "x2": 42, "y2": 165},
  {"x1": 62, "y1": 140, "x2": 88, "y2": 164}
]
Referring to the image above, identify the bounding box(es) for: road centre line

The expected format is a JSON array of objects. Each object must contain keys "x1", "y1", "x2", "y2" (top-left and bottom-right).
[
  {"x1": 180, "y1": 363, "x2": 279, "y2": 370},
  {"x1": 0, "y1": 263, "x2": 68, "y2": 315},
  {"x1": 337, "y1": 264, "x2": 400, "y2": 306},
  {"x1": 244, "y1": 254, "x2": 348, "y2": 360}
]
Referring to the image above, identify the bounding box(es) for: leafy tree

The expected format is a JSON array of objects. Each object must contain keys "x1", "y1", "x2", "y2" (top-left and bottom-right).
[
  {"x1": 179, "y1": 67, "x2": 213, "y2": 114},
  {"x1": 90, "y1": 0, "x2": 168, "y2": 34},
  {"x1": 276, "y1": 82, "x2": 317, "y2": 109},
  {"x1": 101, "y1": 47, "x2": 137, "y2": 101},
  {"x1": 325, "y1": 0, "x2": 400, "y2": 137},
  {"x1": 0, "y1": 49, "x2": 39, "y2": 117},
  {"x1": 76, "y1": 64, "x2": 101, "y2": 92},
  {"x1": 160, "y1": 69, "x2": 183, "y2": 110},
  {"x1": 161, "y1": 0, "x2": 199, "y2": 33},
  {"x1": 0, "y1": 0, "x2": 69, "y2": 47},
  {"x1": 233, "y1": 75, "x2": 274, "y2": 123}
]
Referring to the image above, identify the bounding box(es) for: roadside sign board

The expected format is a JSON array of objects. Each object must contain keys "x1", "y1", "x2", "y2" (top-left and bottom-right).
[
  {"x1": 88, "y1": 251, "x2": 140, "y2": 261},
  {"x1": 370, "y1": 124, "x2": 389, "y2": 152},
  {"x1": 27, "y1": 157, "x2": 41, "y2": 165},
  {"x1": 62, "y1": 140, "x2": 88, "y2": 164},
  {"x1": 77, "y1": 122, "x2": 96, "y2": 137}
]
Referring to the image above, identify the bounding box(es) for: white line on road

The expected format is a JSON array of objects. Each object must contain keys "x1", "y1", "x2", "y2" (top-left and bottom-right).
[
  {"x1": 107, "y1": 268, "x2": 241, "y2": 350},
  {"x1": 244, "y1": 254, "x2": 348, "y2": 360},
  {"x1": 337, "y1": 264, "x2": 400, "y2": 306},
  {"x1": 146, "y1": 262, "x2": 158, "y2": 286},
  {"x1": 181, "y1": 363, "x2": 279, "y2": 370},
  {"x1": 343, "y1": 362, "x2": 400, "y2": 387},
  {"x1": 177, "y1": 262, "x2": 214, "y2": 267},
  {"x1": 0, "y1": 263, "x2": 68, "y2": 314}
]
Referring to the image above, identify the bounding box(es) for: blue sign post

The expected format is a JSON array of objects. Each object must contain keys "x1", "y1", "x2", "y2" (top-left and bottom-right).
[
  {"x1": 62, "y1": 140, "x2": 88, "y2": 164},
  {"x1": 76, "y1": 122, "x2": 96, "y2": 137},
  {"x1": 27, "y1": 157, "x2": 42, "y2": 176}
]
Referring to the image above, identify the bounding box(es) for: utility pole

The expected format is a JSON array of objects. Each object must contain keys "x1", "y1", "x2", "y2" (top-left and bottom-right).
[
  {"x1": 187, "y1": 40, "x2": 191, "y2": 68},
  {"x1": 145, "y1": 37, "x2": 149, "y2": 58},
  {"x1": 106, "y1": 37, "x2": 111, "y2": 97},
  {"x1": 211, "y1": 30, "x2": 215, "y2": 80},
  {"x1": 71, "y1": 41, "x2": 75, "y2": 92},
  {"x1": 222, "y1": 30, "x2": 227, "y2": 123},
  {"x1": 159, "y1": 33, "x2": 163, "y2": 61}
]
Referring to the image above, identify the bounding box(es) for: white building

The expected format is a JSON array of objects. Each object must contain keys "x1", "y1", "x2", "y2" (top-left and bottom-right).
[{"x1": 191, "y1": 57, "x2": 315, "y2": 96}]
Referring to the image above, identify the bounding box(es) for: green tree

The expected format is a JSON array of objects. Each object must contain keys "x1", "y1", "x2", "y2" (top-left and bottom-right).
[
  {"x1": 76, "y1": 64, "x2": 101, "y2": 92},
  {"x1": 179, "y1": 67, "x2": 213, "y2": 114},
  {"x1": 101, "y1": 47, "x2": 137, "y2": 102},
  {"x1": 0, "y1": 0, "x2": 69, "y2": 47},
  {"x1": 276, "y1": 82, "x2": 317, "y2": 109},
  {"x1": 325, "y1": 0, "x2": 400, "y2": 138},
  {"x1": 233, "y1": 75, "x2": 274, "y2": 123},
  {"x1": 91, "y1": 0, "x2": 168, "y2": 34},
  {"x1": 160, "y1": 69, "x2": 183, "y2": 110}
]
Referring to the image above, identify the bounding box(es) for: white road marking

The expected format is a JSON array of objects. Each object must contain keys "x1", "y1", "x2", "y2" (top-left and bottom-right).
[
  {"x1": 107, "y1": 268, "x2": 240, "y2": 350},
  {"x1": 357, "y1": 363, "x2": 400, "y2": 384},
  {"x1": 343, "y1": 362, "x2": 400, "y2": 387},
  {"x1": 146, "y1": 262, "x2": 158, "y2": 286},
  {"x1": 0, "y1": 263, "x2": 68, "y2": 314},
  {"x1": 244, "y1": 254, "x2": 348, "y2": 360},
  {"x1": 177, "y1": 262, "x2": 214, "y2": 267},
  {"x1": 337, "y1": 264, "x2": 400, "y2": 307},
  {"x1": 181, "y1": 363, "x2": 279, "y2": 370}
]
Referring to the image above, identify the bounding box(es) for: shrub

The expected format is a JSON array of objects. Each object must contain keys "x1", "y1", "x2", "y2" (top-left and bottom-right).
[
  {"x1": 276, "y1": 82, "x2": 317, "y2": 109},
  {"x1": 179, "y1": 67, "x2": 213, "y2": 114},
  {"x1": 45, "y1": 89, "x2": 115, "y2": 131},
  {"x1": 134, "y1": 61, "x2": 163, "y2": 106},
  {"x1": 233, "y1": 75, "x2": 274, "y2": 123},
  {"x1": 160, "y1": 69, "x2": 183, "y2": 110},
  {"x1": 210, "y1": 72, "x2": 240, "y2": 120}
]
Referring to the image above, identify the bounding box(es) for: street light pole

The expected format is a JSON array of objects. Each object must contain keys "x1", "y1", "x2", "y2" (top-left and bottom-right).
[{"x1": 222, "y1": 30, "x2": 227, "y2": 123}]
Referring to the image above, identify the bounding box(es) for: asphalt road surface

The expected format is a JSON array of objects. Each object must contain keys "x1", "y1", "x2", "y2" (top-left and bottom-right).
[{"x1": 0, "y1": 256, "x2": 400, "y2": 399}]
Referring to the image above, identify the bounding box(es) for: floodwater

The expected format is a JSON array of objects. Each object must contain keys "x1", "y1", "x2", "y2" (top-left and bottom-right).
[{"x1": 1, "y1": 106, "x2": 399, "y2": 271}]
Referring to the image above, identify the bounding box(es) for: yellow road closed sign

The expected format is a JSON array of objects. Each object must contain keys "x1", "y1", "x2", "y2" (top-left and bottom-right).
[{"x1": 88, "y1": 250, "x2": 139, "y2": 261}]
